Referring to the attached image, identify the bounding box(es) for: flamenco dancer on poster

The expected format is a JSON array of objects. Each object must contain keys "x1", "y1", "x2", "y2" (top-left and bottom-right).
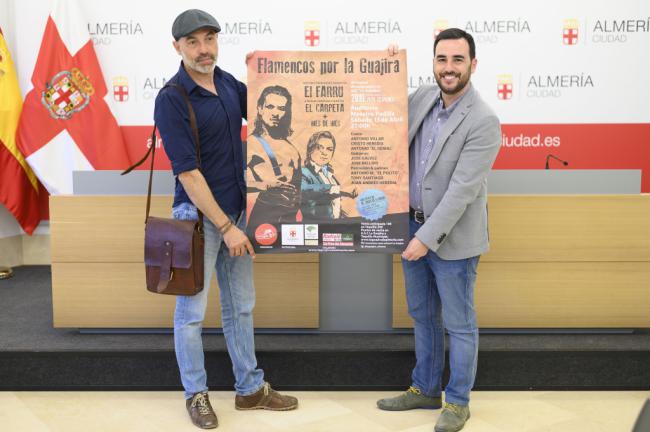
[
  {"x1": 300, "y1": 130, "x2": 357, "y2": 222},
  {"x1": 246, "y1": 85, "x2": 302, "y2": 228}
]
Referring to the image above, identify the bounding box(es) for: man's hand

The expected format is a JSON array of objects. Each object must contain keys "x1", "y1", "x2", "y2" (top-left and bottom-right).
[
  {"x1": 245, "y1": 51, "x2": 254, "y2": 65},
  {"x1": 223, "y1": 226, "x2": 256, "y2": 258},
  {"x1": 402, "y1": 237, "x2": 429, "y2": 261},
  {"x1": 387, "y1": 43, "x2": 399, "y2": 57},
  {"x1": 341, "y1": 188, "x2": 358, "y2": 199},
  {"x1": 267, "y1": 179, "x2": 296, "y2": 193}
]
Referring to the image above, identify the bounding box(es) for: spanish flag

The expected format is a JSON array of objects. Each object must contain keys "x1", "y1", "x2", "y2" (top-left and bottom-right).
[{"x1": 0, "y1": 28, "x2": 42, "y2": 235}]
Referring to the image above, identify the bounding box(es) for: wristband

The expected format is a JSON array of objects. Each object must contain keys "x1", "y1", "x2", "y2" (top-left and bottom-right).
[
  {"x1": 221, "y1": 221, "x2": 234, "y2": 235},
  {"x1": 218, "y1": 220, "x2": 232, "y2": 234}
]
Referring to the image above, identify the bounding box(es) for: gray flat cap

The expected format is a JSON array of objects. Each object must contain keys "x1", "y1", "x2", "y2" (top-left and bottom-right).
[{"x1": 172, "y1": 9, "x2": 221, "y2": 40}]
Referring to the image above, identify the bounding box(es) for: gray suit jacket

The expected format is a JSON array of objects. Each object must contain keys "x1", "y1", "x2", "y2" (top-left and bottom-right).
[{"x1": 409, "y1": 84, "x2": 501, "y2": 260}]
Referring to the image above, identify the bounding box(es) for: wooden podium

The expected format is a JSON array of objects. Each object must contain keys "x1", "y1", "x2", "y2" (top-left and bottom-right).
[
  {"x1": 51, "y1": 170, "x2": 650, "y2": 329},
  {"x1": 393, "y1": 195, "x2": 650, "y2": 328},
  {"x1": 49, "y1": 195, "x2": 319, "y2": 328}
]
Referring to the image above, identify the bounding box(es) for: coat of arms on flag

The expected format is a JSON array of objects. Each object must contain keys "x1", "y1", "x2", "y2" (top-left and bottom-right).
[
  {"x1": 563, "y1": 19, "x2": 579, "y2": 45},
  {"x1": 304, "y1": 21, "x2": 320, "y2": 47},
  {"x1": 497, "y1": 74, "x2": 513, "y2": 100},
  {"x1": 112, "y1": 76, "x2": 129, "y2": 102},
  {"x1": 41, "y1": 68, "x2": 93, "y2": 119}
]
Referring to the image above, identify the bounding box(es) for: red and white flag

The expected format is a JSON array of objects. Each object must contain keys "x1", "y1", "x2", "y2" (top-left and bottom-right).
[{"x1": 17, "y1": 0, "x2": 132, "y2": 195}]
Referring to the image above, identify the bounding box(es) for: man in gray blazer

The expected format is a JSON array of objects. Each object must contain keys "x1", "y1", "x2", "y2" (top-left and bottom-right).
[{"x1": 377, "y1": 29, "x2": 501, "y2": 432}]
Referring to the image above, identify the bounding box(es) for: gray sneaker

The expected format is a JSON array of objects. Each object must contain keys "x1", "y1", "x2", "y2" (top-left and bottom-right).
[
  {"x1": 377, "y1": 386, "x2": 442, "y2": 411},
  {"x1": 434, "y1": 403, "x2": 470, "y2": 432}
]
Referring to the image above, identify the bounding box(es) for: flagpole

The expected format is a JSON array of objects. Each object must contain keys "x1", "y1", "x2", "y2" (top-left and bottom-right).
[{"x1": 0, "y1": 266, "x2": 13, "y2": 280}]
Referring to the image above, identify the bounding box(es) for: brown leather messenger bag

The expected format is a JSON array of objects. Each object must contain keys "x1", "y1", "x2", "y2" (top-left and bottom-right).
[{"x1": 122, "y1": 83, "x2": 204, "y2": 295}]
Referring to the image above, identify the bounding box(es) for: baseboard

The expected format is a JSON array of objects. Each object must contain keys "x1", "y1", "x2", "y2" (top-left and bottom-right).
[
  {"x1": 1, "y1": 348, "x2": 649, "y2": 391},
  {"x1": 0, "y1": 234, "x2": 50, "y2": 266},
  {"x1": 21, "y1": 234, "x2": 50, "y2": 265},
  {"x1": 0, "y1": 236, "x2": 22, "y2": 267}
]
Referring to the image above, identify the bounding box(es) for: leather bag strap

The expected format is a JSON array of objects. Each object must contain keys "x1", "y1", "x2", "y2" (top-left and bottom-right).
[
  {"x1": 157, "y1": 240, "x2": 174, "y2": 293},
  {"x1": 121, "y1": 83, "x2": 203, "y2": 227}
]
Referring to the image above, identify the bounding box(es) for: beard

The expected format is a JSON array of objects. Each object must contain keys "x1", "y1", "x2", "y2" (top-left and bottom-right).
[
  {"x1": 266, "y1": 122, "x2": 290, "y2": 140},
  {"x1": 435, "y1": 70, "x2": 471, "y2": 96},
  {"x1": 182, "y1": 52, "x2": 216, "y2": 74}
]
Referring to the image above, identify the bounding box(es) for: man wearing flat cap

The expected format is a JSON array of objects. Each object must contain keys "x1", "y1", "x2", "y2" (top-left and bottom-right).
[{"x1": 154, "y1": 9, "x2": 298, "y2": 429}]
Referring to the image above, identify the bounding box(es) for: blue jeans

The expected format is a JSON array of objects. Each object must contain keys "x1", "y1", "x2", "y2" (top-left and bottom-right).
[
  {"x1": 173, "y1": 205, "x2": 264, "y2": 399},
  {"x1": 402, "y1": 219, "x2": 480, "y2": 406}
]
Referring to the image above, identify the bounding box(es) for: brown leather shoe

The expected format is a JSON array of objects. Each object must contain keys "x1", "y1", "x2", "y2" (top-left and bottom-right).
[
  {"x1": 186, "y1": 392, "x2": 218, "y2": 429},
  {"x1": 235, "y1": 382, "x2": 298, "y2": 411}
]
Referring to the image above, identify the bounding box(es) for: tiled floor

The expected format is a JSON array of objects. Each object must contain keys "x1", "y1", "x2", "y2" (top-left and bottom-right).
[{"x1": 0, "y1": 390, "x2": 647, "y2": 432}]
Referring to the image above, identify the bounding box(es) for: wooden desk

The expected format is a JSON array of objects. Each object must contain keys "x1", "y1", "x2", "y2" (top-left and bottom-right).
[
  {"x1": 50, "y1": 194, "x2": 650, "y2": 329},
  {"x1": 50, "y1": 195, "x2": 319, "y2": 328},
  {"x1": 393, "y1": 195, "x2": 650, "y2": 328}
]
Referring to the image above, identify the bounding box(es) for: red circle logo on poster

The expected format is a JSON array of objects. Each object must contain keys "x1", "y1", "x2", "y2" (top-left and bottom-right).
[{"x1": 255, "y1": 224, "x2": 277, "y2": 246}]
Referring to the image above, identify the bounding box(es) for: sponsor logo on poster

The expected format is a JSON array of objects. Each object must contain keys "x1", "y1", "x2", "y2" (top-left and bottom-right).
[
  {"x1": 304, "y1": 224, "x2": 319, "y2": 245},
  {"x1": 255, "y1": 223, "x2": 277, "y2": 246},
  {"x1": 282, "y1": 224, "x2": 305, "y2": 246},
  {"x1": 322, "y1": 233, "x2": 354, "y2": 247},
  {"x1": 305, "y1": 224, "x2": 319, "y2": 240}
]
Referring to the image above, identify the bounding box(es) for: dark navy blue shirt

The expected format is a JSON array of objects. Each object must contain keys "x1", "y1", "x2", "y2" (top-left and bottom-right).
[{"x1": 154, "y1": 62, "x2": 247, "y2": 215}]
